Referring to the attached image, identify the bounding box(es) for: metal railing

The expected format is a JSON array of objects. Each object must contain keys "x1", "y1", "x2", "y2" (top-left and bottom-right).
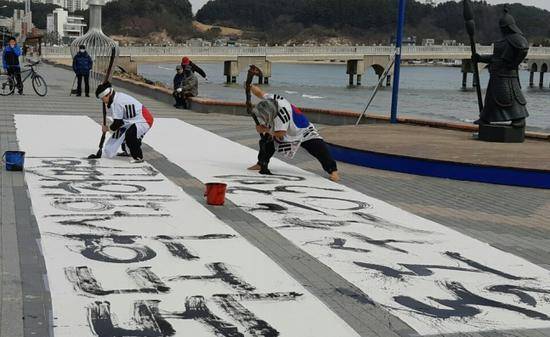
[{"x1": 41, "y1": 45, "x2": 550, "y2": 58}]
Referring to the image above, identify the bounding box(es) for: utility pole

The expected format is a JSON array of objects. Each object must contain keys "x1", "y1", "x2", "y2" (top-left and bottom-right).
[{"x1": 390, "y1": 0, "x2": 407, "y2": 124}]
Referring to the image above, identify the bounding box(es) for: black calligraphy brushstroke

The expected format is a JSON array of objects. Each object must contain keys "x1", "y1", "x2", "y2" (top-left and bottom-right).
[
  {"x1": 329, "y1": 238, "x2": 371, "y2": 253},
  {"x1": 273, "y1": 185, "x2": 345, "y2": 194},
  {"x1": 394, "y1": 281, "x2": 550, "y2": 320},
  {"x1": 155, "y1": 234, "x2": 237, "y2": 240},
  {"x1": 354, "y1": 212, "x2": 433, "y2": 234},
  {"x1": 354, "y1": 262, "x2": 415, "y2": 280},
  {"x1": 215, "y1": 174, "x2": 306, "y2": 184},
  {"x1": 52, "y1": 199, "x2": 114, "y2": 212},
  {"x1": 276, "y1": 199, "x2": 329, "y2": 216},
  {"x1": 57, "y1": 216, "x2": 124, "y2": 232},
  {"x1": 345, "y1": 232, "x2": 425, "y2": 254},
  {"x1": 488, "y1": 285, "x2": 550, "y2": 307},
  {"x1": 63, "y1": 234, "x2": 157, "y2": 263},
  {"x1": 65, "y1": 266, "x2": 169, "y2": 296},
  {"x1": 159, "y1": 240, "x2": 199, "y2": 260},
  {"x1": 88, "y1": 301, "x2": 169, "y2": 337},
  {"x1": 45, "y1": 211, "x2": 170, "y2": 218},
  {"x1": 336, "y1": 288, "x2": 375, "y2": 305},
  {"x1": 43, "y1": 181, "x2": 149, "y2": 195},
  {"x1": 213, "y1": 294, "x2": 279, "y2": 337},
  {"x1": 227, "y1": 187, "x2": 273, "y2": 195},
  {"x1": 228, "y1": 292, "x2": 303, "y2": 301},
  {"x1": 166, "y1": 262, "x2": 255, "y2": 292},
  {"x1": 354, "y1": 262, "x2": 479, "y2": 280},
  {"x1": 45, "y1": 193, "x2": 177, "y2": 202},
  {"x1": 128, "y1": 267, "x2": 171, "y2": 293},
  {"x1": 167, "y1": 296, "x2": 243, "y2": 337},
  {"x1": 278, "y1": 218, "x2": 359, "y2": 230},
  {"x1": 444, "y1": 252, "x2": 533, "y2": 280},
  {"x1": 249, "y1": 203, "x2": 288, "y2": 213},
  {"x1": 304, "y1": 196, "x2": 371, "y2": 211}
]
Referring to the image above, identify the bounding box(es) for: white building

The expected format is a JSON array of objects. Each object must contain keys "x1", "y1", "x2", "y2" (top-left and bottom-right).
[{"x1": 47, "y1": 8, "x2": 86, "y2": 41}]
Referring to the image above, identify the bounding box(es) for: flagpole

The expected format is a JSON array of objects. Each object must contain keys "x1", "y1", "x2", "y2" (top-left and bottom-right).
[{"x1": 390, "y1": 0, "x2": 407, "y2": 124}]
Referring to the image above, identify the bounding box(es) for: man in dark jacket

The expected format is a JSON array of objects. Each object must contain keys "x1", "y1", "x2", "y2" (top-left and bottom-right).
[
  {"x1": 72, "y1": 45, "x2": 93, "y2": 97},
  {"x1": 173, "y1": 65, "x2": 186, "y2": 108},
  {"x1": 181, "y1": 57, "x2": 207, "y2": 80},
  {"x1": 3, "y1": 37, "x2": 23, "y2": 95},
  {"x1": 474, "y1": 8, "x2": 529, "y2": 128}
]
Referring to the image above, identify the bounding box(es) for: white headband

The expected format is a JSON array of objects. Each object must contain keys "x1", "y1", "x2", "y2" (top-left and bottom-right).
[{"x1": 97, "y1": 87, "x2": 113, "y2": 99}]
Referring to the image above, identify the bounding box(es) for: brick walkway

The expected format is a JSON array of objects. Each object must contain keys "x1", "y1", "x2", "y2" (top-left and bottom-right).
[{"x1": 1, "y1": 64, "x2": 550, "y2": 337}]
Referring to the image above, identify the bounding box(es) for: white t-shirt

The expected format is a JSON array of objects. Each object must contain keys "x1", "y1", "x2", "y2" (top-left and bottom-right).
[
  {"x1": 108, "y1": 92, "x2": 154, "y2": 127},
  {"x1": 263, "y1": 93, "x2": 321, "y2": 143}
]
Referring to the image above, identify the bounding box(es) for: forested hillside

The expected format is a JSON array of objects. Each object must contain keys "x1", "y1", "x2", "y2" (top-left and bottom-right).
[{"x1": 196, "y1": 0, "x2": 550, "y2": 44}]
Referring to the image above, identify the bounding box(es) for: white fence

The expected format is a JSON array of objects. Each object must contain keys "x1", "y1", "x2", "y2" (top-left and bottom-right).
[{"x1": 41, "y1": 45, "x2": 550, "y2": 59}]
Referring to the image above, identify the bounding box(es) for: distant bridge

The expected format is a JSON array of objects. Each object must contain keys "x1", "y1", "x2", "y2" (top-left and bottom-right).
[{"x1": 42, "y1": 45, "x2": 550, "y2": 87}]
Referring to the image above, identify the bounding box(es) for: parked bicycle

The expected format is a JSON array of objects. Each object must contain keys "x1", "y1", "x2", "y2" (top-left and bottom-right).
[{"x1": 0, "y1": 60, "x2": 48, "y2": 97}]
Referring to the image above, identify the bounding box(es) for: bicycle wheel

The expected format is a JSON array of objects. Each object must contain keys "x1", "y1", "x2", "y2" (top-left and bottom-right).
[
  {"x1": 0, "y1": 74, "x2": 15, "y2": 96},
  {"x1": 32, "y1": 74, "x2": 48, "y2": 97}
]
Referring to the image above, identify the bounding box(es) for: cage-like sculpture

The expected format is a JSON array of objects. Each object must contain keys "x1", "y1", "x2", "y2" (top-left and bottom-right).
[{"x1": 70, "y1": 0, "x2": 119, "y2": 89}]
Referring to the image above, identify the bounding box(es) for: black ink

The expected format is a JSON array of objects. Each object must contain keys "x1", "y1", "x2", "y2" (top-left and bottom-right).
[
  {"x1": 395, "y1": 281, "x2": 550, "y2": 320},
  {"x1": 166, "y1": 262, "x2": 255, "y2": 292},
  {"x1": 89, "y1": 301, "x2": 171, "y2": 337},
  {"x1": 345, "y1": 232, "x2": 425, "y2": 254},
  {"x1": 354, "y1": 212, "x2": 433, "y2": 234},
  {"x1": 329, "y1": 238, "x2": 371, "y2": 253},
  {"x1": 170, "y1": 296, "x2": 243, "y2": 337},
  {"x1": 273, "y1": 185, "x2": 345, "y2": 194},
  {"x1": 215, "y1": 174, "x2": 305, "y2": 185},
  {"x1": 444, "y1": 252, "x2": 533, "y2": 280},
  {"x1": 159, "y1": 239, "x2": 199, "y2": 261},
  {"x1": 276, "y1": 199, "x2": 329, "y2": 216},
  {"x1": 64, "y1": 234, "x2": 157, "y2": 263},
  {"x1": 354, "y1": 262, "x2": 478, "y2": 280},
  {"x1": 65, "y1": 266, "x2": 169, "y2": 295},
  {"x1": 304, "y1": 196, "x2": 371, "y2": 211},
  {"x1": 488, "y1": 285, "x2": 550, "y2": 307},
  {"x1": 250, "y1": 203, "x2": 288, "y2": 213},
  {"x1": 214, "y1": 294, "x2": 279, "y2": 337},
  {"x1": 278, "y1": 218, "x2": 359, "y2": 230},
  {"x1": 227, "y1": 187, "x2": 272, "y2": 195}
]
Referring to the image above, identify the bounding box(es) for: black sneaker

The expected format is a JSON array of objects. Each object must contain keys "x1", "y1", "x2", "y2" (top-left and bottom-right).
[{"x1": 117, "y1": 151, "x2": 130, "y2": 157}]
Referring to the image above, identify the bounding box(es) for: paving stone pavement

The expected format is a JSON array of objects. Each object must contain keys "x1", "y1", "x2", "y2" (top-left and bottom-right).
[{"x1": 0, "y1": 63, "x2": 549, "y2": 337}]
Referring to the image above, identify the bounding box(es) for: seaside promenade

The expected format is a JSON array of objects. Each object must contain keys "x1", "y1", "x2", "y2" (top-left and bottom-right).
[{"x1": 1, "y1": 64, "x2": 550, "y2": 337}]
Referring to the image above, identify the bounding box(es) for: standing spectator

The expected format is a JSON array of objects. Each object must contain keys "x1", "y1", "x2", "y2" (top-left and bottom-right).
[
  {"x1": 181, "y1": 56, "x2": 207, "y2": 80},
  {"x1": 72, "y1": 45, "x2": 93, "y2": 97},
  {"x1": 3, "y1": 37, "x2": 23, "y2": 95}
]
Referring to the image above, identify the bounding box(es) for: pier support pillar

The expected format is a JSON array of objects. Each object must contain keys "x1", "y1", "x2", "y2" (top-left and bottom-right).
[
  {"x1": 237, "y1": 57, "x2": 272, "y2": 85},
  {"x1": 347, "y1": 59, "x2": 365, "y2": 86},
  {"x1": 462, "y1": 72, "x2": 468, "y2": 88},
  {"x1": 386, "y1": 74, "x2": 392, "y2": 87},
  {"x1": 540, "y1": 71, "x2": 545, "y2": 89},
  {"x1": 529, "y1": 71, "x2": 535, "y2": 88},
  {"x1": 224, "y1": 60, "x2": 238, "y2": 84}
]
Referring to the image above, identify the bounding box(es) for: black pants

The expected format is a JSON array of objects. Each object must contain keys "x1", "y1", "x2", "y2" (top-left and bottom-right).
[
  {"x1": 173, "y1": 91, "x2": 186, "y2": 108},
  {"x1": 257, "y1": 137, "x2": 337, "y2": 174},
  {"x1": 76, "y1": 74, "x2": 90, "y2": 95},
  {"x1": 125, "y1": 124, "x2": 143, "y2": 160},
  {"x1": 7, "y1": 67, "x2": 23, "y2": 93}
]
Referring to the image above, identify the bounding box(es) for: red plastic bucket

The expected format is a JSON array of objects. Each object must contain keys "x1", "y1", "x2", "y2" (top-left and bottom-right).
[{"x1": 204, "y1": 183, "x2": 227, "y2": 206}]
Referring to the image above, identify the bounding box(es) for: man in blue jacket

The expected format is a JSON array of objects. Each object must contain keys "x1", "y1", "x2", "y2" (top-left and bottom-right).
[
  {"x1": 72, "y1": 45, "x2": 93, "y2": 97},
  {"x1": 2, "y1": 37, "x2": 23, "y2": 95}
]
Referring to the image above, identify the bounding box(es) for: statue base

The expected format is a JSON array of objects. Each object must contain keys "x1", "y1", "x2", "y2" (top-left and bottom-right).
[{"x1": 478, "y1": 124, "x2": 525, "y2": 143}]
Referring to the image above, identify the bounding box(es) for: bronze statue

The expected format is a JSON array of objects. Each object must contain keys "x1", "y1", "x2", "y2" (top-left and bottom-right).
[{"x1": 474, "y1": 7, "x2": 529, "y2": 128}]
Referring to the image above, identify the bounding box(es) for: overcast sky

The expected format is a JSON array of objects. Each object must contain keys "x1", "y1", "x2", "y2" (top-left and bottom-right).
[{"x1": 188, "y1": 0, "x2": 550, "y2": 14}]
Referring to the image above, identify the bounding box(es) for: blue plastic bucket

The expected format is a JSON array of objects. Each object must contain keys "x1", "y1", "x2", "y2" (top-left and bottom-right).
[{"x1": 3, "y1": 151, "x2": 25, "y2": 171}]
